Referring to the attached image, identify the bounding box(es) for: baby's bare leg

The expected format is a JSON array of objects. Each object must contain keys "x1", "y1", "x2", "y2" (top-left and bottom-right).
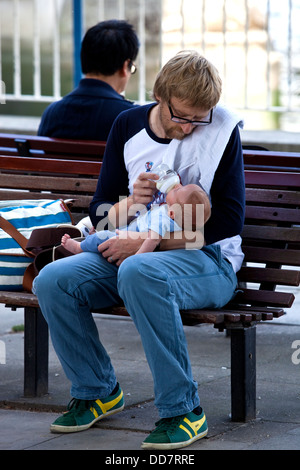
[{"x1": 61, "y1": 234, "x2": 83, "y2": 254}]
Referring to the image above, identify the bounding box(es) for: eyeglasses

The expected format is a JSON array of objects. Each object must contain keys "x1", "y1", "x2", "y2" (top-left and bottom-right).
[
  {"x1": 168, "y1": 104, "x2": 213, "y2": 126},
  {"x1": 129, "y1": 61, "x2": 137, "y2": 75}
]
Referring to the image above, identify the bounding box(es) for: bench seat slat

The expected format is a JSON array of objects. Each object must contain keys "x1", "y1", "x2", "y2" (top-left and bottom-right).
[
  {"x1": 0, "y1": 291, "x2": 39, "y2": 308},
  {"x1": 180, "y1": 307, "x2": 285, "y2": 326},
  {"x1": 234, "y1": 288, "x2": 295, "y2": 308},
  {"x1": 223, "y1": 305, "x2": 285, "y2": 318}
]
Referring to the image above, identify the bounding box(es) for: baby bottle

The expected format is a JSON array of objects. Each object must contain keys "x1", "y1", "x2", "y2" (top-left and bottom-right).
[{"x1": 151, "y1": 163, "x2": 180, "y2": 193}]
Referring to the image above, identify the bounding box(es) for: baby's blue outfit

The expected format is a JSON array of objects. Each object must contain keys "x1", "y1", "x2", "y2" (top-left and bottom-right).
[{"x1": 81, "y1": 204, "x2": 181, "y2": 253}]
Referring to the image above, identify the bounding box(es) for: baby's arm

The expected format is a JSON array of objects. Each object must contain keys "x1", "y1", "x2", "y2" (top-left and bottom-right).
[{"x1": 135, "y1": 230, "x2": 162, "y2": 254}]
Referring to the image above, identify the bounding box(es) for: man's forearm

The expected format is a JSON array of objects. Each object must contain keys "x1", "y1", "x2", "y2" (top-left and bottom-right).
[
  {"x1": 136, "y1": 231, "x2": 162, "y2": 254},
  {"x1": 108, "y1": 195, "x2": 136, "y2": 229}
]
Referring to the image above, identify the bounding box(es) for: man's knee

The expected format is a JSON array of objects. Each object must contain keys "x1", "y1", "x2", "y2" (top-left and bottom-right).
[
  {"x1": 118, "y1": 253, "x2": 167, "y2": 300},
  {"x1": 117, "y1": 256, "x2": 141, "y2": 293},
  {"x1": 118, "y1": 254, "x2": 152, "y2": 295},
  {"x1": 33, "y1": 262, "x2": 60, "y2": 296}
]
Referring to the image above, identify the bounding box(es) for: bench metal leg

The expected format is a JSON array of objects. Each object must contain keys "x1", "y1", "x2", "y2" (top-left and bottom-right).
[
  {"x1": 230, "y1": 325, "x2": 256, "y2": 422},
  {"x1": 24, "y1": 306, "x2": 49, "y2": 397}
]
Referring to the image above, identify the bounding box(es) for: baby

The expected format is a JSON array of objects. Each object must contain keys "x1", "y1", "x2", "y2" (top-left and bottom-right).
[{"x1": 62, "y1": 183, "x2": 211, "y2": 256}]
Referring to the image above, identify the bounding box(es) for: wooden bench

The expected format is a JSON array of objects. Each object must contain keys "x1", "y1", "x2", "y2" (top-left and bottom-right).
[
  {"x1": 243, "y1": 148, "x2": 300, "y2": 173},
  {"x1": 0, "y1": 140, "x2": 299, "y2": 424},
  {"x1": 0, "y1": 132, "x2": 106, "y2": 161}
]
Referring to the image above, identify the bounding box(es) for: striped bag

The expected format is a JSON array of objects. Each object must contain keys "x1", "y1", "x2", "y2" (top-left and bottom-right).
[{"x1": 0, "y1": 199, "x2": 73, "y2": 291}]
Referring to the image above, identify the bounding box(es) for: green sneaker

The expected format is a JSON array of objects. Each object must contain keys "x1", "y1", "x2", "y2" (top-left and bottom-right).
[
  {"x1": 141, "y1": 409, "x2": 208, "y2": 450},
  {"x1": 50, "y1": 384, "x2": 124, "y2": 433}
]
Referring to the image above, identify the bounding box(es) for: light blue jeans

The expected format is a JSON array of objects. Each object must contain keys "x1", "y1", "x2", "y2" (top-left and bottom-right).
[{"x1": 33, "y1": 245, "x2": 237, "y2": 418}]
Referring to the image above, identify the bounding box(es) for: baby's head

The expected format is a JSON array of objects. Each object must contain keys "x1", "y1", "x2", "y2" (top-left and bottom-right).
[{"x1": 166, "y1": 183, "x2": 211, "y2": 230}]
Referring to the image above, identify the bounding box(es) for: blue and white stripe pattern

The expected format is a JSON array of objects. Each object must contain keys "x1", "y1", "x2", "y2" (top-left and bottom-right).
[{"x1": 0, "y1": 199, "x2": 72, "y2": 291}]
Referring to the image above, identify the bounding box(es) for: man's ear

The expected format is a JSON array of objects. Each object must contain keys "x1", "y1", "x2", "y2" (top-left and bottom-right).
[
  {"x1": 153, "y1": 92, "x2": 160, "y2": 103},
  {"x1": 120, "y1": 60, "x2": 130, "y2": 77}
]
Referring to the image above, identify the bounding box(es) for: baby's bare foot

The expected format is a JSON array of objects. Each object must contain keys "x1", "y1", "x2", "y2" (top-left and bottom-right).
[{"x1": 61, "y1": 234, "x2": 82, "y2": 254}]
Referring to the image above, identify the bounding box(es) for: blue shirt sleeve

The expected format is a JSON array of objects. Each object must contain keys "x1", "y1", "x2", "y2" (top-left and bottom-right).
[
  {"x1": 204, "y1": 125, "x2": 245, "y2": 245},
  {"x1": 89, "y1": 116, "x2": 129, "y2": 228}
]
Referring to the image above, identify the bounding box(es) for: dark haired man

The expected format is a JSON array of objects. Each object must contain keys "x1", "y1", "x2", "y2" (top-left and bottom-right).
[{"x1": 38, "y1": 20, "x2": 139, "y2": 140}]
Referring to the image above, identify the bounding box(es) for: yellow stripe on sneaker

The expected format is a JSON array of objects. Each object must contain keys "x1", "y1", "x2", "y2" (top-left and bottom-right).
[
  {"x1": 183, "y1": 415, "x2": 206, "y2": 435},
  {"x1": 179, "y1": 424, "x2": 193, "y2": 439},
  {"x1": 90, "y1": 407, "x2": 99, "y2": 419},
  {"x1": 95, "y1": 389, "x2": 123, "y2": 415},
  {"x1": 95, "y1": 399, "x2": 106, "y2": 414}
]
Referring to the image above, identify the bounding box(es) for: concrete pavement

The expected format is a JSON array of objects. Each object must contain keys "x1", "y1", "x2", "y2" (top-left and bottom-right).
[{"x1": 0, "y1": 292, "x2": 300, "y2": 451}]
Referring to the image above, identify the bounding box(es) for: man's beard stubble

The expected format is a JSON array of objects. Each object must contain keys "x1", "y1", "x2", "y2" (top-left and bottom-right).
[{"x1": 158, "y1": 105, "x2": 191, "y2": 141}]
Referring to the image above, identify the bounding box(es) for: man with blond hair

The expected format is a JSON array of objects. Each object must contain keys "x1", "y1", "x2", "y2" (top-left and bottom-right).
[{"x1": 33, "y1": 50, "x2": 245, "y2": 450}]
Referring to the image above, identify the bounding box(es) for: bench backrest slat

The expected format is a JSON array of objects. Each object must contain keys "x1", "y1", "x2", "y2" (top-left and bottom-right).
[
  {"x1": 238, "y1": 266, "x2": 300, "y2": 286},
  {"x1": 243, "y1": 149, "x2": 300, "y2": 173},
  {"x1": 0, "y1": 173, "x2": 98, "y2": 193},
  {"x1": 242, "y1": 246, "x2": 300, "y2": 266},
  {"x1": 0, "y1": 133, "x2": 106, "y2": 160},
  {"x1": 0, "y1": 155, "x2": 101, "y2": 176},
  {"x1": 0, "y1": 191, "x2": 93, "y2": 210},
  {"x1": 242, "y1": 225, "x2": 299, "y2": 242},
  {"x1": 245, "y1": 188, "x2": 300, "y2": 205},
  {"x1": 245, "y1": 206, "x2": 300, "y2": 223},
  {"x1": 245, "y1": 170, "x2": 300, "y2": 187}
]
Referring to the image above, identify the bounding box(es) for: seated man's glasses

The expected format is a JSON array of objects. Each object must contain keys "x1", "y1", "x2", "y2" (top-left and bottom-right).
[{"x1": 168, "y1": 104, "x2": 213, "y2": 126}]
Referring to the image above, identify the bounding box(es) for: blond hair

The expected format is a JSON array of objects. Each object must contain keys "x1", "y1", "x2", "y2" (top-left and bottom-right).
[{"x1": 153, "y1": 50, "x2": 222, "y2": 109}]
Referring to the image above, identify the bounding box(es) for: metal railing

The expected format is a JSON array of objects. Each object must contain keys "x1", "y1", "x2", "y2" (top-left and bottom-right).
[{"x1": 0, "y1": 0, "x2": 299, "y2": 124}]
